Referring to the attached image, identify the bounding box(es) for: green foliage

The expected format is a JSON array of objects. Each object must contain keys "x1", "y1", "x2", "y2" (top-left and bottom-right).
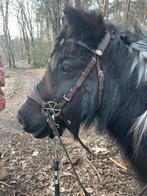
[
  {"x1": 30, "y1": 39, "x2": 53, "y2": 68},
  {"x1": 31, "y1": 50, "x2": 49, "y2": 68}
]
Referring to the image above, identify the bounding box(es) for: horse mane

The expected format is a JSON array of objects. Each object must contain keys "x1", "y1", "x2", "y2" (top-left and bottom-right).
[
  {"x1": 106, "y1": 24, "x2": 147, "y2": 86},
  {"x1": 130, "y1": 39, "x2": 147, "y2": 85},
  {"x1": 114, "y1": 27, "x2": 147, "y2": 160}
]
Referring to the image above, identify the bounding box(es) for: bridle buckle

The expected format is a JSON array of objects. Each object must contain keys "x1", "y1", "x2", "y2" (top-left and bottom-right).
[{"x1": 63, "y1": 94, "x2": 71, "y2": 102}]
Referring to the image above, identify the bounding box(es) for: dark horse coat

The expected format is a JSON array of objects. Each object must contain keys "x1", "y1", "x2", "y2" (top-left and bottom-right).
[{"x1": 18, "y1": 7, "x2": 147, "y2": 182}]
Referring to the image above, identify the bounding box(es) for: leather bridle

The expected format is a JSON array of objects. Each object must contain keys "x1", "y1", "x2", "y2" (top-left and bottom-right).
[
  {"x1": 27, "y1": 32, "x2": 110, "y2": 195},
  {"x1": 28, "y1": 31, "x2": 111, "y2": 131}
]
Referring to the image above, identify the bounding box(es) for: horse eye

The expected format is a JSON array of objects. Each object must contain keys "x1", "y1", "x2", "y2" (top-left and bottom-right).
[{"x1": 60, "y1": 64, "x2": 73, "y2": 75}]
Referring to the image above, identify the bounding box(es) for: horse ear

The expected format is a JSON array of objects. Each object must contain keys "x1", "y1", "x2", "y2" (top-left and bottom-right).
[
  {"x1": 63, "y1": 7, "x2": 106, "y2": 47},
  {"x1": 63, "y1": 7, "x2": 85, "y2": 32}
]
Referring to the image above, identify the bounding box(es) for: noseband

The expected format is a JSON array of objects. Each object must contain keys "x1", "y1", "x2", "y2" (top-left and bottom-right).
[{"x1": 28, "y1": 31, "x2": 111, "y2": 130}]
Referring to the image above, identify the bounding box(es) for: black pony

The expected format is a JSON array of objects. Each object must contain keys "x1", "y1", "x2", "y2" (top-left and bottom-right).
[{"x1": 18, "y1": 7, "x2": 147, "y2": 182}]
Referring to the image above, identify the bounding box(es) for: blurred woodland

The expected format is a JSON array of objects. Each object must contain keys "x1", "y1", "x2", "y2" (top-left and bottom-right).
[{"x1": 0, "y1": 0, "x2": 147, "y2": 68}]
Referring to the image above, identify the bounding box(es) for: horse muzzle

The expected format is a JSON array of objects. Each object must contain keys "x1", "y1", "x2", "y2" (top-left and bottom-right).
[{"x1": 17, "y1": 109, "x2": 54, "y2": 139}]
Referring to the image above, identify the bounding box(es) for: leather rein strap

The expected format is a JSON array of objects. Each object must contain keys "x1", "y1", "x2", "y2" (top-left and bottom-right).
[{"x1": 28, "y1": 31, "x2": 111, "y2": 118}]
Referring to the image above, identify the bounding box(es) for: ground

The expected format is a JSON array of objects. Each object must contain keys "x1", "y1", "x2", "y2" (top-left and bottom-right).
[{"x1": 0, "y1": 63, "x2": 143, "y2": 196}]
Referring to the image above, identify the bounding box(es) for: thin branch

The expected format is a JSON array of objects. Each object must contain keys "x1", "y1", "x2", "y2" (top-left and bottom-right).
[
  {"x1": 84, "y1": 151, "x2": 102, "y2": 182},
  {"x1": 109, "y1": 157, "x2": 127, "y2": 171},
  {"x1": 0, "y1": 181, "x2": 12, "y2": 188}
]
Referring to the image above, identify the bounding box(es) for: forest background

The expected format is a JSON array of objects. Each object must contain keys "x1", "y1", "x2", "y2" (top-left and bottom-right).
[{"x1": 0, "y1": 0, "x2": 146, "y2": 68}]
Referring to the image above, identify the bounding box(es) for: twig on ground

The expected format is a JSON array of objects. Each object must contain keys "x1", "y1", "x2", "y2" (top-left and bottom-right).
[
  {"x1": 0, "y1": 180, "x2": 12, "y2": 188},
  {"x1": 85, "y1": 151, "x2": 102, "y2": 182},
  {"x1": 109, "y1": 157, "x2": 127, "y2": 171}
]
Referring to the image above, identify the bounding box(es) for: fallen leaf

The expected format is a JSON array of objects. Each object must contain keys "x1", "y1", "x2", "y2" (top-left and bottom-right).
[
  {"x1": 32, "y1": 150, "x2": 39, "y2": 157},
  {"x1": 92, "y1": 146, "x2": 109, "y2": 155}
]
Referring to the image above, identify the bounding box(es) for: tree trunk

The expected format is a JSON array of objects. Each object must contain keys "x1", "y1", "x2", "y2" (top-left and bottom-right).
[
  {"x1": 102, "y1": 0, "x2": 109, "y2": 18},
  {"x1": 17, "y1": 1, "x2": 32, "y2": 64},
  {"x1": 114, "y1": 0, "x2": 119, "y2": 16},
  {"x1": 0, "y1": 0, "x2": 16, "y2": 68},
  {"x1": 124, "y1": 0, "x2": 131, "y2": 25},
  {"x1": 74, "y1": 0, "x2": 82, "y2": 9},
  {"x1": 64, "y1": 0, "x2": 70, "y2": 6}
]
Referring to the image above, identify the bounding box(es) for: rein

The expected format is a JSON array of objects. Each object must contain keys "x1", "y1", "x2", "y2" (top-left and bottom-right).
[{"x1": 28, "y1": 32, "x2": 111, "y2": 195}]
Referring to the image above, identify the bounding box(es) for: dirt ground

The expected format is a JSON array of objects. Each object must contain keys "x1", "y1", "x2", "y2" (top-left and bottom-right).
[{"x1": 0, "y1": 64, "x2": 144, "y2": 196}]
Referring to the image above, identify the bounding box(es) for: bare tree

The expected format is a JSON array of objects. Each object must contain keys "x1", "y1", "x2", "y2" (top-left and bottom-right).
[
  {"x1": 114, "y1": 0, "x2": 119, "y2": 15},
  {"x1": 0, "y1": 0, "x2": 15, "y2": 68},
  {"x1": 34, "y1": 0, "x2": 62, "y2": 40},
  {"x1": 102, "y1": 0, "x2": 109, "y2": 18},
  {"x1": 74, "y1": 0, "x2": 82, "y2": 9},
  {"x1": 16, "y1": 0, "x2": 37, "y2": 65},
  {"x1": 16, "y1": 1, "x2": 31, "y2": 64},
  {"x1": 0, "y1": 0, "x2": 146, "y2": 69},
  {"x1": 124, "y1": 0, "x2": 131, "y2": 24},
  {"x1": 137, "y1": 0, "x2": 146, "y2": 24}
]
